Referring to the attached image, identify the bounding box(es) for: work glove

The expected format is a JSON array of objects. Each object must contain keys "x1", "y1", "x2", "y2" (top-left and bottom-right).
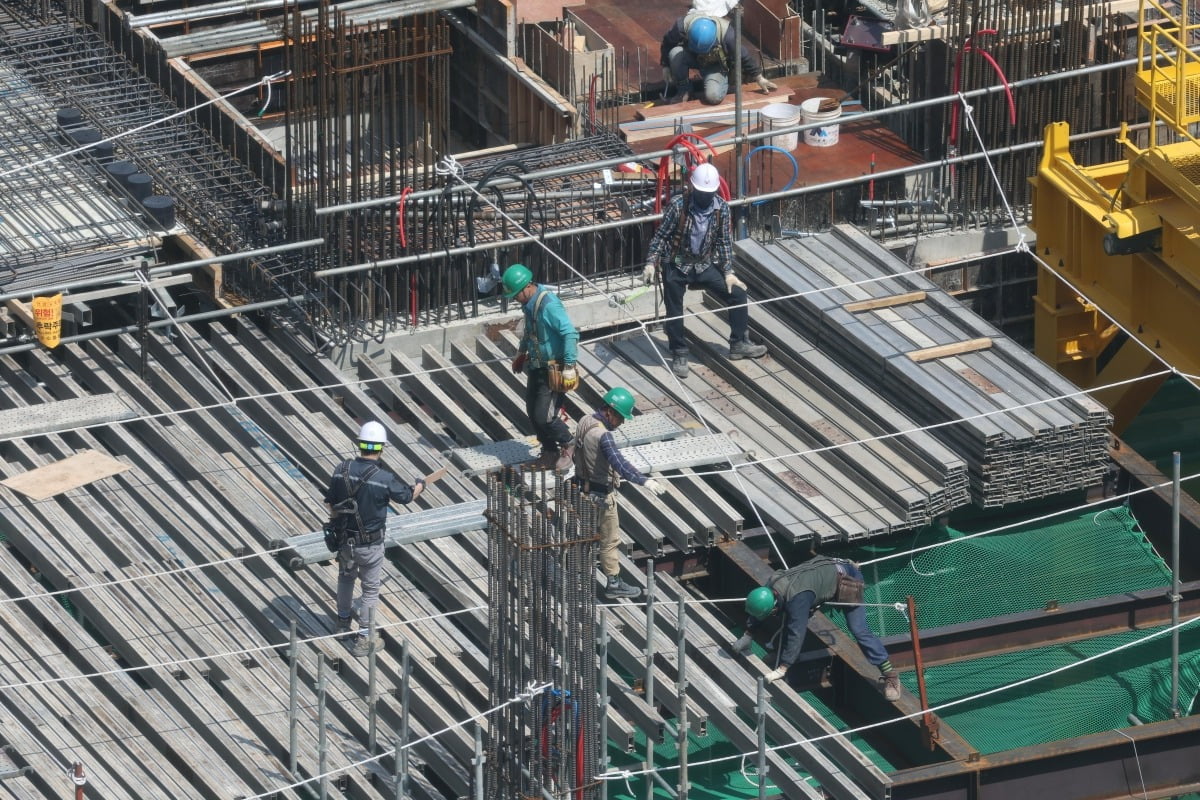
[
  {"x1": 662, "y1": 66, "x2": 673, "y2": 86},
  {"x1": 732, "y1": 633, "x2": 753, "y2": 653},
  {"x1": 724, "y1": 273, "x2": 747, "y2": 293},
  {"x1": 511, "y1": 351, "x2": 527, "y2": 374},
  {"x1": 756, "y1": 75, "x2": 777, "y2": 93},
  {"x1": 559, "y1": 365, "x2": 579, "y2": 392},
  {"x1": 764, "y1": 666, "x2": 788, "y2": 684},
  {"x1": 644, "y1": 478, "x2": 666, "y2": 496},
  {"x1": 642, "y1": 261, "x2": 657, "y2": 285}
]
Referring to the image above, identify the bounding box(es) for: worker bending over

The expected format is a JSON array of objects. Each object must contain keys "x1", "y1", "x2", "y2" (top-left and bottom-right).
[
  {"x1": 735, "y1": 547, "x2": 902, "y2": 701},
  {"x1": 660, "y1": 11, "x2": 776, "y2": 105},
  {"x1": 572, "y1": 387, "x2": 666, "y2": 599},
  {"x1": 644, "y1": 162, "x2": 768, "y2": 378}
]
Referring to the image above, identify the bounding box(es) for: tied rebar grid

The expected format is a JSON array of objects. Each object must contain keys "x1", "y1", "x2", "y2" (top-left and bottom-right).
[
  {"x1": 486, "y1": 468, "x2": 598, "y2": 800},
  {"x1": 0, "y1": 3, "x2": 289, "y2": 301},
  {"x1": 0, "y1": 61, "x2": 152, "y2": 291}
]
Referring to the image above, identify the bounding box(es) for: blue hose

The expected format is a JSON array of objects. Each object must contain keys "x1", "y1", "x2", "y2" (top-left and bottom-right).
[{"x1": 743, "y1": 146, "x2": 798, "y2": 205}]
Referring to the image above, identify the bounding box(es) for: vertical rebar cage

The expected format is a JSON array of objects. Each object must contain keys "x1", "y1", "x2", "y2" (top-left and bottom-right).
[{"x1": 487, "y1": 468, "x2": 599, "y2": 800}]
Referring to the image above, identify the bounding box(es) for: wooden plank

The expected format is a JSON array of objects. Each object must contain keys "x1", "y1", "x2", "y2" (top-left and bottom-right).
[
  {"x1": 635, "y1": 84, "x2": 793, "y2": 120},
  {"x1": 906, "y1": 337, "x2": 993, "y2": 363},
  {"x1": 843, "y1": 290, "x2": 927, "y2": 313},
  {"x1": 0, "y1": 449, "x2": 129, "y2": 501}
]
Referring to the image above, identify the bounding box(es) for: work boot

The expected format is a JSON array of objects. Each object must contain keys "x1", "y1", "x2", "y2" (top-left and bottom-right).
[
  {"x1": 349, "y1": 632, "x2": 383, "y2": 658},
  {"x1": 554, "y1": 444, "x2": 575, "y2": 475},
  {"x1": 729, "y1": 338, "x2": 768, "y2": 360},
  {"x1": 671, "y1": 354, "x2": 690, "y2": 378},
  {"x1": 664, "y1": 80, "x2": 691, "y2": 104},
  {"x1": 335, "y1": 615, "x2": 354, "y2": 642},
  {"x1": 880, "y1": 672, "x2": 901, "y2": 702},
  {"x1": 529, "y1": 449, "x2": 559, "y2": 470},
  {"x1": 604, "y1": 576, "x2": 643, "y2": 600}
]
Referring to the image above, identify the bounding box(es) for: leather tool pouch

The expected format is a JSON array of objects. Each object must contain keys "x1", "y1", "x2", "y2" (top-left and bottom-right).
[
  {"x1": 835, "y1": 573, "x2": 865, "y2": 605},
  {"x1": 546, "y1": 359, "x2": 565, "y2": 392}
]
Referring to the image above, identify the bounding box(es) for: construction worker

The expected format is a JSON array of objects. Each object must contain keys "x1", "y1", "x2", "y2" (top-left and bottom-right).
[
  {"x1": 325, "y1": 421, "x2": 435, "y2": 656},
  {"x1": 734, "y1": 547, "x2": 902, "y2": 701},
  {"x1": 504, "y1": 264, "x2": 580, "y2": 471},
  {"x1": 643, "y1": 162, "x2": 768, "y2": 378},
  {"x1": 659, "y1": 11, "x2": 777, "y2": 105},
  {"x1": 572, "y1": 387, "x2": 666, "y2": 599}
]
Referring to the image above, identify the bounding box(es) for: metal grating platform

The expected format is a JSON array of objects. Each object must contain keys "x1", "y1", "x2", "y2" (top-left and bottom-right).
[
  {"x1": 612, "y1": 434, "x2": 745, "y2": 475},
  {"x1": 0, "y1": 393, "x2": 140, "y2": 439},
  {"x1": 445, "y1": 411, "x2": 685, "y2": 475}
]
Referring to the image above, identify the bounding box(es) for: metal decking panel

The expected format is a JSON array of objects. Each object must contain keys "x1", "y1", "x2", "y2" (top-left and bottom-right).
[
  {"x1": 0, "y1": 392, "x2": 140, "y2": 438},
  {"x1": 445, "y1": 410, "x2": 684, "y2": 475}
]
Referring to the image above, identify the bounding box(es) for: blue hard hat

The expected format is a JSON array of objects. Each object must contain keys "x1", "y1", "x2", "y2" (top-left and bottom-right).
[{"x1": 688, "y1": 18, "x2": 719, "y2": 55}]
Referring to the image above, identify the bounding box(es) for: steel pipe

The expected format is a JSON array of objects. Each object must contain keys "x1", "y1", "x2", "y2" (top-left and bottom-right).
[{"x1": 315, "y1": 51, "x2": 1192, "y2": 217}]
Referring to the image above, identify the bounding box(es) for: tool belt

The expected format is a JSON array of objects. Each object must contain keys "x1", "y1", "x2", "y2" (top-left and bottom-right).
[
  {"x1": 542, "y1": 360, "x2": 582, "y2": 394},
  {"x1": 348, "y1": 529, "x2": 384, "y2": 547},
  {"x1": 834, "y1": 561, "x2": 865, "y2": 605}
]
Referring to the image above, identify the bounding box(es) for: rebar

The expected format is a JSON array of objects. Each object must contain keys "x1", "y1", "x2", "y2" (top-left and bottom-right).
[{"x1": 486, "y1": 468, "x2": 598, "y2": 800}]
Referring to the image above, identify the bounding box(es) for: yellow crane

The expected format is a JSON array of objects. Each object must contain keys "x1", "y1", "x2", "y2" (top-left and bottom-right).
[{"x1": 1030, "y1": 0, "x2": 1200, "y2": 431}]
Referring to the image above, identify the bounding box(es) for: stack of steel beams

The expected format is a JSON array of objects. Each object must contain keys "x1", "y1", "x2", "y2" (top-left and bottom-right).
[{"x1": 738, "y1": 225, "x2": 1111, "y2": 507}]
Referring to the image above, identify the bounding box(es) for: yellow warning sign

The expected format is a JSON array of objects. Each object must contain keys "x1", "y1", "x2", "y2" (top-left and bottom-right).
[{"x1": 31, "y1": 294, "x2": 62, "y2": 349}]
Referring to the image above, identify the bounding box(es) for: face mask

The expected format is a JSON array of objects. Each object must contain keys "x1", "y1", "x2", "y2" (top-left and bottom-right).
[{"x1": 692, "y1": 190, "x2": 716, "y2": 210}]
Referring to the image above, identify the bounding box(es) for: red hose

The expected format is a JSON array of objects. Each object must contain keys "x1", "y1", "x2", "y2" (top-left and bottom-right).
[
  {"x1": 950, "y1": 29, "x2": 1016, "y2": 148},
  {"x1": 397, "y1": 186, "x2": 412, "y2": 248},
  {"x1": 653, "y1": 133, "x2": 725, "y2": 215}
]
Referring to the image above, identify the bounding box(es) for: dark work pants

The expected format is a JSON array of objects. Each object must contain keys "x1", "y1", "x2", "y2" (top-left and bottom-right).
[
  {"x1": 525, "y1": 367, "x2": 571, "y2": 452},
  {"x1": 663, "y1": 263, "x2": 749, "y2": 355},
  {"x1": 779, "y1": 562, "x2": 890, "y2": 669}
]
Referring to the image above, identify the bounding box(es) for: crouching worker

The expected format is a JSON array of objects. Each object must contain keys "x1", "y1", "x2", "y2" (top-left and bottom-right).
[{"x1": 733, "y1": 548, "x2": 901, "y2": 700}]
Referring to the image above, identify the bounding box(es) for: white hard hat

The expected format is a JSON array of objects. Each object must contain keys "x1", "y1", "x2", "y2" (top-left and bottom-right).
[
  {"x1": 357, "y1": 421, "x2": 388, "y2": 449},
  {"x1": 690, "y1": 162, "x2": 720, "y2": 193}
]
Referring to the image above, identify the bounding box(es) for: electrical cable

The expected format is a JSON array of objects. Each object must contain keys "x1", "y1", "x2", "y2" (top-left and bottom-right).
[{"x1": 742, "y1": 146, "x2": 798, "y2": 205}]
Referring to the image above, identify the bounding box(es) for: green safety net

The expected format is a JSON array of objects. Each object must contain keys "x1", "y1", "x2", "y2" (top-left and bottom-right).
[
  {"x1": 840, "y1": 505, "x2": 1171, "y2": 639},
  {"x1": 901, "y1": 623, "x2": 1200, "y2": 753},
  {"x1": 608, "y1": 505, "x2": 1195, "y2": 798}
]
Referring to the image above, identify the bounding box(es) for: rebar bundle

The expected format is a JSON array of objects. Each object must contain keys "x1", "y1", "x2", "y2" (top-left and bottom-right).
[
  {"x1": 282, "y1": 1, "x2": 452, "y2": 345},
  {"x1": 486, "y1": 469, "x2": 598, "y2": 800}
]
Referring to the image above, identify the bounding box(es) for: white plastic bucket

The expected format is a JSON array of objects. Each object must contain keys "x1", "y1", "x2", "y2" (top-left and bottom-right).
[
  {"x1": 800, "y1": 97, "x2": 842, "y2": 147},
  {"x1": 759, "y1": 103, "x2": 801, "y2": 151}
]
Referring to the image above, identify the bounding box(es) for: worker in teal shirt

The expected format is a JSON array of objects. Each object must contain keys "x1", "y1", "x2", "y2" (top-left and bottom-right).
[{"x1": 503, "y1": 264, "x2": 580, "y2": 471}]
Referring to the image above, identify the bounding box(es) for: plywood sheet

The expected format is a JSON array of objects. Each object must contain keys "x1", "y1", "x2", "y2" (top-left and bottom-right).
[{"x1": 1, "y1": 450, "x2": 129, "y2": 501}]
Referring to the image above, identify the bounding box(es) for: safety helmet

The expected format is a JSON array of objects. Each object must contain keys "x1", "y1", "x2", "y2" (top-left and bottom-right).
[
  {"x1": 690, "y1": 162, "x2": 720, "y2": 193},
  {"x1": 603, "y1": 386, "x2": 637, "y2": 420},
  {"x1": 502, "y1": 264, "x2": 533, "y2": 299},
  {"x1": 357, "y1": 420, "x2": 388, "y2": 452},
  {"x1": 687, "y1": 17, "x2": 719, "y2": 55},
  {"x1": 745, "y1": 586, "x2": 776, "y2": 619}
]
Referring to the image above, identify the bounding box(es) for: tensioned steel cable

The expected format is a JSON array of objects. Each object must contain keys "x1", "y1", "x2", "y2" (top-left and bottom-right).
[
  {"x1": 437, "y1": 155, "x2": 792, "y2": 569},
  {"x1": 585, "y1": 610, "x2": 1200, "y2": 787}
]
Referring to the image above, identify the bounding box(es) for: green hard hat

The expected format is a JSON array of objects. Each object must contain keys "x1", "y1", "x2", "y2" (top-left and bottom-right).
[
  {"x1": 502, "y1": 264, "x2": 533, "y2": 298},
  {"x1": 746, "y1": 587, "x2": 776, "y2": 619},
  {"x1": 603, "y1": 386, "x2": 636, "y2": 420}
]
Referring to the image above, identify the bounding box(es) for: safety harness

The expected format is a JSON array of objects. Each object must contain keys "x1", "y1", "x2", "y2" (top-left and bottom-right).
[{"x1": 329, "y1": 460, "x2": 382, "y2": 546}]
